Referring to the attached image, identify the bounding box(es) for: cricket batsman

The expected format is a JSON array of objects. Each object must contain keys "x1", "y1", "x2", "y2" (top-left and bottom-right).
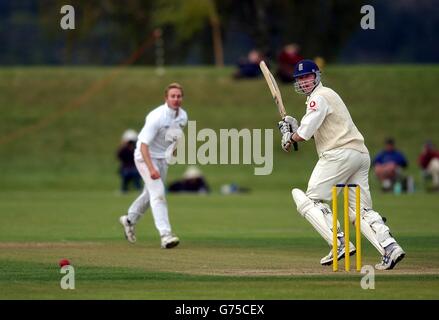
[
  {"x1": 279, "y1": 59, "x2": 405, "y2": 270},
  {"x1": 119, "y1": 83, "x2": 187, "y2": 249}
]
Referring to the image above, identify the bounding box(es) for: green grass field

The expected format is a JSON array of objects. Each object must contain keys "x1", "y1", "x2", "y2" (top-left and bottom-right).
[{"x1": 0, "y1": 66, "x2": 438, "y2": 299}]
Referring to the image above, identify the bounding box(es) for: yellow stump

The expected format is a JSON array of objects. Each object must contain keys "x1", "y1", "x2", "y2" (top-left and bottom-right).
[
  {"x1": 344, "y1": 186, "x2": 350, "y2": 271},
  {"x1": 332, "y1": 186, "x2": 338, "y2": 272},
  {"x1": 356, "y1": 186, "x2": 362, "y2": 271}
]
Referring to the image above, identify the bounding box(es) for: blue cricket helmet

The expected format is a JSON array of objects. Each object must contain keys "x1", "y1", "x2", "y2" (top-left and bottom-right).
[
  {"x1": 293, "y1": 59, "x2": 319, "y2": 78},
  {"x1": 293, "y1": 59, "x2": 321, "y2": 95}
]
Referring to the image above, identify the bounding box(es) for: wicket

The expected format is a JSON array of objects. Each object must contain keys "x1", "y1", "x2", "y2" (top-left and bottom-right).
[{"x1": 332, "y1": 184, "x2": 361, "y2": 272}]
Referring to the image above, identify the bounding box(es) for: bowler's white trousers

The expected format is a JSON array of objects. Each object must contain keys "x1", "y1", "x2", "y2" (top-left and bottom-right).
[
  {"x1": 127, "y1": 158, "x2": 172, "y2": 236},
  {"x1": 306, "y1": 148, "x2": 396, "y2": 254}
]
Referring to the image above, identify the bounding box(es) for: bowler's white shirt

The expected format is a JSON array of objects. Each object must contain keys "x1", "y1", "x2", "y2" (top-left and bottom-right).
[{"x1": 135, "y1": 103, "x2": 188, "y2": 160}]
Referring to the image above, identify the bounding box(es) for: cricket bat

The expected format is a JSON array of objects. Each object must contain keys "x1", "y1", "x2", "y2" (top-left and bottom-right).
[{"x1": 259, "y1": 60, "x2": 298, "y2": 151}]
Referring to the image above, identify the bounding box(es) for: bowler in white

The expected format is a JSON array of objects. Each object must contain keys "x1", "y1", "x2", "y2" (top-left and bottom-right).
[{"x1": 120, "y1": 83, "x2": 188, "y2": 249}]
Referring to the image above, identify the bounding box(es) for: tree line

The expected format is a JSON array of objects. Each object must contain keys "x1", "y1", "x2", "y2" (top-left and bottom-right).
[{"x1": 2, "y1": 0, "x2": 407, "y2": 65}]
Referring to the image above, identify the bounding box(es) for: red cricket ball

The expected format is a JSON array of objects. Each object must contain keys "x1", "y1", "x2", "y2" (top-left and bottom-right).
[{"x1": 59, "y1": 259, "x2": 70, "y2": 267}]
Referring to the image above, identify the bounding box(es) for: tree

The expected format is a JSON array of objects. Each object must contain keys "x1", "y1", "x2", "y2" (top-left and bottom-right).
[
  {"x1": 37, "y1": 0, "x2": 155, "y2": 64},
  {"x1": 154, "y1": 0, "x2": 224, "y2": 66}
]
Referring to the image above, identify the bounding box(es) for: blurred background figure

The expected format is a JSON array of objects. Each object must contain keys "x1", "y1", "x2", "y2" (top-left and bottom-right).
[
  {"x1": 220, "y1": 183, "x2": 250, "y2": 195},
  {"x1": 373, "y1": 138, "x2": 408, "y2": 192},
  {"x1": 233, "y1": 49, "x2": 263, "y2": 79},
  {"x1": 117, "y1": 129, "x2": 142, "y2": 194},
  {"x1": 276, "y1": 43, "x2": 303, "y2": 83},
  {"x1": 418, "y1": 141, "x2": 439, "y2": 192},
  {"x1": 168, "y1": 166, "x2": 210, "y2": 194}
]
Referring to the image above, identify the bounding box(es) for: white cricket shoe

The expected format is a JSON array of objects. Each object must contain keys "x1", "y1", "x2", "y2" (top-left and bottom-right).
[
  {"x1": 375, "y1": 244, "x2": 405, "y2": 270},
  {"x1": 321, "y1": 242, "x2": 356, "y2": 266},
  {"x1": 161, "y1": 233, "x2": 180, "y2": 249},
  {"x1": 119, "y1": 215, "x2": 136, "y2": 243}
]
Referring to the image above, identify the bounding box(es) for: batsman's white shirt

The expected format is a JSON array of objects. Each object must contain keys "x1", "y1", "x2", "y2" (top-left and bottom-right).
[
  {"x1": 297, "y1": 83, "x2": 368, "y2": 156},
  {"x1": 135, "y1": 103, "x2": 188, "y2": 160}
]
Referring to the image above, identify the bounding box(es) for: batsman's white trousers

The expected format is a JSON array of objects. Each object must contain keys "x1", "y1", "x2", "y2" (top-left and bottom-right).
[
  {"x1": 127, "y1": 158, "x2": 172, "y2": 236},
  {"x1": 307, "y1": 148, "x2": 372, "y2": 205},
  {"x1": 305, "y1": 148, "x2": 395, "y2": 253}
]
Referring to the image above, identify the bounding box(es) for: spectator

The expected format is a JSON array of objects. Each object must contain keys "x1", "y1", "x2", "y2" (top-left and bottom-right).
[
  {"x1": 276, "y1": 43, "x2": 303, "y2": 83},
  {"x1": 418, "y1": 141, "x2": 439, "y2": 191},
  {"x1": 117, "y1": 129, "x2": 142, "y2": 194},
  {"x1": 233, "y1": 49, "x2": 263, "y2": 79},
  {"x1": 168, "y1": 166, "x2": 210, "y2": 194},
  {"x1": 373, "y1": 138, "x2": 408, "y2": 192}
]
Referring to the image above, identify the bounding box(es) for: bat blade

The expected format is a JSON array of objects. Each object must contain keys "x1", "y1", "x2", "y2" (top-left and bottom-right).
[
  {"x1": 259, "y1": 60, "x2": 298, "y2": 151},
  {"x1": 259, "y1": 61, "x2": 287, "y2": 118}
]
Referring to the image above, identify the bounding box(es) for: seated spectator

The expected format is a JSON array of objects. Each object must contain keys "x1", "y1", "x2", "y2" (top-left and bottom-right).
[
  {"x1": 168, "y1": 166, "x2": 210, "y2": 194},
  {"x1": 117, "y1": 129, "x2": 142, "y2": 194},
  {"x1": 233, "y1": 49, "x2": 263, "y2": 79},
  {"x1": 276, "y1": 43, "x2": 303, "y2": 83},
  {"x1": 373, "y1": 138, "x2": 408, "y2": 192},
  {"x1": 418, "y1": 141, "x2": 439, "y2": 191}
]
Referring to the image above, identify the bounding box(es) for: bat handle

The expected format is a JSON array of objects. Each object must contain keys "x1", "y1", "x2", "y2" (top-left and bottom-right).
[{"x1": 281, "y1": 116, "x2": 299, "y2": 151}]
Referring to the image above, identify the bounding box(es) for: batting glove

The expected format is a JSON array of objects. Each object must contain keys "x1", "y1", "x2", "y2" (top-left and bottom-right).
[
  {"x1": 278, "y1": 116, "x2": 299, "y2": 135},
  {"x1": 281, "y1": 132, "x2": 294, "y2": 152}
]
